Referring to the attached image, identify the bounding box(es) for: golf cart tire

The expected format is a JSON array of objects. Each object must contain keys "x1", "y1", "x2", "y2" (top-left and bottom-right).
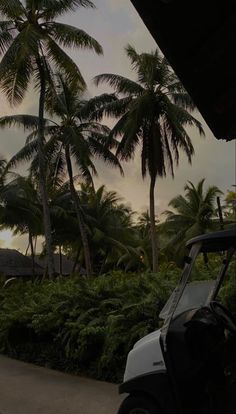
[{"x1": 118, "y1": 394, "x2": 160, "y2": 414}]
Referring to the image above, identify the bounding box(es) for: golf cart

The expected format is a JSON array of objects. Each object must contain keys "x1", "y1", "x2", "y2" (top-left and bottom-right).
[{"x1": 118, "y1": 229, "x2": 236, "y2": 414}]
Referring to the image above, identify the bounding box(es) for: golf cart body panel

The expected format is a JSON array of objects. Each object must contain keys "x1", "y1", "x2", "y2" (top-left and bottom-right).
[
  {"x1": 120, "y1": 371, "x2": 175, "y2": 414},
  {"x1": 123, "y1": 329, "x2": 165, "y2": 382},
  {"x1": 118, "y1": 229, "x2": 236, "y2": 414}
]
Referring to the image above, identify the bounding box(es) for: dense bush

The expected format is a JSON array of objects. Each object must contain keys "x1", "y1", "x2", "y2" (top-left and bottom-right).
[
  {"x1": 0, "y1": 259, "x2": 235, "y2": 384},
  {"x1": 0, "y1": 270, "x2": 178, "y2": 382}
]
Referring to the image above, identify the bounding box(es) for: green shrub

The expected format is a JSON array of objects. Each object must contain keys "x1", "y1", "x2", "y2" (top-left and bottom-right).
[
  {"x1": 0, "y1": 271, "x2": 177, "y2": 382},
  {"x1": 1, "y1": 262, "x2": 234, "y2": 383}
]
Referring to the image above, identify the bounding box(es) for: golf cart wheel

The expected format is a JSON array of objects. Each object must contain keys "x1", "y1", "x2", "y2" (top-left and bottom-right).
[{"x1": 118, "y1": 395, "x2": 159, "y2": 414}]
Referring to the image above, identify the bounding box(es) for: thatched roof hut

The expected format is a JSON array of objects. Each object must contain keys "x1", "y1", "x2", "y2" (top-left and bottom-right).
[{"x1": 0, "y1": 248, "x2": 44, "y2": 278}]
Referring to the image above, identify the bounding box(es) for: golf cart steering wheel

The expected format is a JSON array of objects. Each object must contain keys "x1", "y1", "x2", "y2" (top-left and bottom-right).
[{"x1": 210, "y1": 301, "x2": 236, "y2": 334}]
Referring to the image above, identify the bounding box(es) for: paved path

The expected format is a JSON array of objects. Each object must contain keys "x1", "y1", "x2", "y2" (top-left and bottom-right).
[{"x1": 0, "y1": 356, "x2": 125, "y2": 414}]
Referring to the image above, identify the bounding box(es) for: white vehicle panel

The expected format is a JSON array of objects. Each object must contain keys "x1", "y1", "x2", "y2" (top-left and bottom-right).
[{"x1": 124, "y1": 329, "x2": 166, "y2": 382}]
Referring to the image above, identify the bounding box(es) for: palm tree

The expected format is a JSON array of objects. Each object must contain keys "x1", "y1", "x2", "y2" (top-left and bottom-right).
[
  {"x1": 79, "y1": 183, "x2": 135, "y2": 273},
  {"x1": 0, "y1": 174, "x2": 42, "y2": 275},
  {"x1": 161, "y1": 179, "x2": 222, "y2": 262},
  {"x1": 93, "y1": 46, "x2": 205, "y2": 272},
  {"x1": 0, "y1": 76, "x2": 122, "y2": 274},
  {"x1": 0, "y1": 0, "x2": 102, "y2": 277},
  {"x1": 224, "y1": 190, "x2": 236, "y2": 221}
]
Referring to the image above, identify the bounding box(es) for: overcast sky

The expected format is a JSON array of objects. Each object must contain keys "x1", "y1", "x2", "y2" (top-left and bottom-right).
[{"x1": 0, "y1": 0, "x2": 235, "y2": 251}]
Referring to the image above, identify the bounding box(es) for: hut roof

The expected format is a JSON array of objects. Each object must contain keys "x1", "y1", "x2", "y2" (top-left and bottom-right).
[{"x1": 0, "y1": 249, "x2": 44, "y2": 277}]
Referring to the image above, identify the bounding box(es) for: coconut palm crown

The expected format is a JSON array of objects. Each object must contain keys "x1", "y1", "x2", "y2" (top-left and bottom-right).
[
  {"x1": 0, "y1": 0, "x2": 102, "y2": 103},
  {"x1": 93, "y1": 45, "x2": 205, "y2": 272}
]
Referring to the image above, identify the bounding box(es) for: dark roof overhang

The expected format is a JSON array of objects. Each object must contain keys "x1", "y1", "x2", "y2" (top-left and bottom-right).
[{"x1": 130, "y1": 0, "x2": 236, "y2": 141}]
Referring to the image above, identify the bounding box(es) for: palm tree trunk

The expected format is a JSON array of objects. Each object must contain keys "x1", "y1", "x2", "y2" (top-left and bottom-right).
[
  {"x1": 149, "y1": 175, "x2": 158, "y2": 272},
  {"x1": 34, "y1": 236, "x2": 37, "y2": 254},
  {"x1": 29, "y1": 230, "x2": 35, "y2": 279},
  {"x1": 217, "y1": 196, "x2": 224, "y2": 230},
  {"x1": 72, "y1": 246, "x2": 80, "y2": 273},
  {"x1": 25, "y1": 242, "x2": 30, "y2": 256},
  {"x1": 59, "y1": 245, "x2": 62, "y2": 275},
  {"x1": 65, "y1": 145, "x2": 92, "y2": 276},
  {"x1": 37, "y1": 56, "x2": 55, "y2": 279}
]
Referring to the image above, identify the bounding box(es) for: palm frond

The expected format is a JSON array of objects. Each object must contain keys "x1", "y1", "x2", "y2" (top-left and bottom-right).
[
  {"x1": 0, "y1": 21, "x2": 13, "y2": 55},
  {"x1": 79, "y1": 93, "x2": 117, "y2": 119},
  {"x1": 7, "y1": 139, "x2": 38, "y2": 168},
  {"x1": 25, "y1": 125, "x2": 59, "y2": 144},
  {"x1": 204, "y1": 186, "x2": 223, "y2": 204},
  {"x1": 0, "y1": 25, "x2": 39, "y2": 104},
  {"x1": 88, "y1": 136, "x2": 124, "y2": 176},
  {"x1": 80, "y1": 122, "x2": 110, "y2": 136},
  {"x1": 125, "y1": 44, "x2": 142, "y2": 69},
  {"x1": 171, "y1": 92, "x2": 196, "y2": 111},
  {"x1": 0, "y1": 0, "x2": 26, "y2": 19},
  {"x1": 93, "y1": 73, "x2": 143, "y2": 95},
  {"x1": 46, "y1": 22, "x2": 102, "y2": 55},
  {"x1": 39, "y1": 0, "x2": 95, "y2": 19},
  {"x1": 0, "y1": 114, "x2": 44, "y2": 130},
  {"x1": 45, "y1": 36, "x2": 86, "y2": 89},
  {"x1": 92, "y1": 96, "x2": 132, "y2": 121},
  {"x1": 72, "y1": 151, "x2": 96, "y2": 184}
]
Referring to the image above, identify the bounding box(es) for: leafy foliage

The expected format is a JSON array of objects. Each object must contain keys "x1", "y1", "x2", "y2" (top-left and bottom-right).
[
  {"x1": 0, "y1": 0, "x2": 102, "y2": 104},
  {"x1": 0, "y1": 271, "x2": 177, "y2": 382},
  {"x1": 160, "y1": 179, "x2": 223, "y2": 264}
]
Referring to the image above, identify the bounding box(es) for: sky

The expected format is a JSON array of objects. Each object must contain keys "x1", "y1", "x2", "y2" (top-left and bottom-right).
[{"x1": 0, "y1": 0, "x2": 235, "y2": 251}]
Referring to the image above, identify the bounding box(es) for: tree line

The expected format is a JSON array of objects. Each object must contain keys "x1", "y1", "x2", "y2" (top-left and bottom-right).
[{"x1": 0, "y1": 1, "x2": 235, "y2": 277}]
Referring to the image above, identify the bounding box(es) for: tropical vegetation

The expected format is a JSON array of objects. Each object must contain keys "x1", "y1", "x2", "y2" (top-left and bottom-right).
[
  {"x1": 0, "y1": 0, "x2": 102, "y2": 277},
  {"x1": 160, "y1": 179, "x2": 223, "y2": 264},
  {"x1": 0, "y1": 0, "x2": 235, "y2": 397}
]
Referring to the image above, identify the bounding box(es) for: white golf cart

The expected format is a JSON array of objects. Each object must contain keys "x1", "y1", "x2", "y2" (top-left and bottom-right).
[{"x1": 118, "y1": 229, "x2": 236, "y2": 414}]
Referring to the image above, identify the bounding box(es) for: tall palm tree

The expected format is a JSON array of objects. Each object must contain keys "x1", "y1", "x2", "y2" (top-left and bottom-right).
[
  {"x1": 0, "y1": 76, "x2": 122, "y2": 274},
  {"x1": 93, "y1": 46, "x2": 205, "y2": 272},
  {"x1": 161, "y1": 179, "x2": 222, "y2": 262},
  {"x1": 0, "y1": 0, "x2": 102, "y2": 277}
]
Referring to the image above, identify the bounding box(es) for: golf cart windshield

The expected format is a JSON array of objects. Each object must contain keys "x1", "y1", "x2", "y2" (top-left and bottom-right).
[
  {"x1": 159, "y1": 280, "x2": 215, "y2": 320},
  {"x1": 161, "y1": 229, "x2": 236, "y2": 349}
]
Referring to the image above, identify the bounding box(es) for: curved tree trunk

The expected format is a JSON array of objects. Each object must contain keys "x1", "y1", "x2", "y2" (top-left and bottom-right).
[
  {"x1": 37, "y1": 56, "x2": 55, "y2": 279},
  {"x1": 29, "y1": 230, "x2": 35, "y2": 280},
  {"x1": 149, "y1": 175, "x2": 158, "y2": 272},
  {"x1": 65, "y1": 145, "x2": 92, "y2": 276}
]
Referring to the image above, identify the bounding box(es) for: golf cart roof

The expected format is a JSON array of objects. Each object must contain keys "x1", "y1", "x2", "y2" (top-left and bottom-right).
[{"x1": 186, "y1": 229, "x2": 236, "y2": 252}]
